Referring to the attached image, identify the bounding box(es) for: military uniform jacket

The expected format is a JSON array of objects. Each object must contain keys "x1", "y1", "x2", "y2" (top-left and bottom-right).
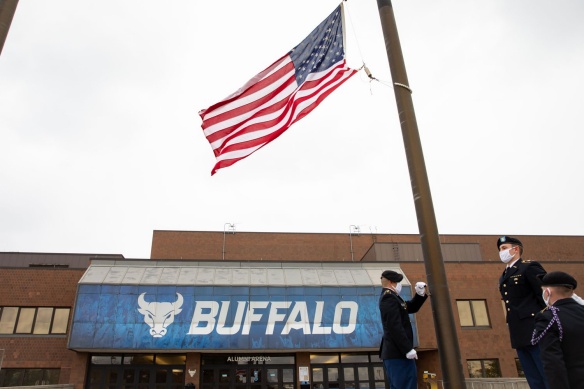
[
  {"x1": 533, "y1": 298, "x2": 584, "y2": 389},
  {"x1": 378, "y1": 288, "x2": 428, "y2": 359},
  {"x1": 498, "y1": 258, "x2": 546, "y2": 349}
]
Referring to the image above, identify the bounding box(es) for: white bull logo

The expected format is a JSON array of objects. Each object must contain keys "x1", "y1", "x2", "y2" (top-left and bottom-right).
[{"x1": 137, "y1": 292, "x2": 183, "y2": 338}]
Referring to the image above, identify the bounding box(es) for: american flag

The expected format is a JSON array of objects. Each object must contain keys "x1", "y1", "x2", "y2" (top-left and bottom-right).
[{"x1": 199, "y1": 3, "x2": 357, "y2": 175}]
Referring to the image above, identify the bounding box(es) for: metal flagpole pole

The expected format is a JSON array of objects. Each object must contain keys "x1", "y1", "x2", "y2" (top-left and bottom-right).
[
  {"x1": 374, "y1": 0, "x2": 467, "y2": 388},
  {"x1": 0, "y1": 0, "x2": 18, "y2": 56}
]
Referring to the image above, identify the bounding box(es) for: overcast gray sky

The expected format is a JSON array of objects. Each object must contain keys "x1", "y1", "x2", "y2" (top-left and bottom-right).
[{"x1": 1, "y1": 0, "x2": 583, "y2": 259}]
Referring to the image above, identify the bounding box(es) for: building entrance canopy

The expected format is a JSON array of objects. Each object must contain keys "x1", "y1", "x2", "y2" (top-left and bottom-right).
[{"x1": 68, "y1": 260, "x2": 419, "y2": 352}]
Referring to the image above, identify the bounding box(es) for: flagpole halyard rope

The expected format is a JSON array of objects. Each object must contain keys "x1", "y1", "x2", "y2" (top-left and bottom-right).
[
  {"x1": 344, "y1": 1, "x2": 399, "y2": 95},
  {"x1": 342, "y1": 1, "x2": 364, "y2": 65},
  {"x1": 394, "y1": 82, "x2": 413, "y2": 93}
]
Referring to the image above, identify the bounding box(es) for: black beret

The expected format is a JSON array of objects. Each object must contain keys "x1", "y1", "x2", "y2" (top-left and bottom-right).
[
  {"x1": 538, "y1": 271, "x2": 577, "y2": 289},
  {"x1": 381, "y1": 270, "x2": 403, "y2": 283},
  {"x1": 497, "y1": 236, "x2": 523, "y2": 249}
]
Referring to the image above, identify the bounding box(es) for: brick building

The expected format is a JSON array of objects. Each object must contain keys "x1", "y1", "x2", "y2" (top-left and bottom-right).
[{"x1": 1, "y1": 232, "x2": 583, "y2": 389}]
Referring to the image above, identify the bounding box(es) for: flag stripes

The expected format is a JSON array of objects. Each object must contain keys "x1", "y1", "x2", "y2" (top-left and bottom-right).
[{"x1": 199, "y1": 4, "x2": 356, "y2": 175}]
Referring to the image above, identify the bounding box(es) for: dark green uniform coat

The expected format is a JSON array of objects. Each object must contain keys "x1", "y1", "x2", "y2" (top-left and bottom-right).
[
  {"x1": 378, "y1": 288, "x2": 427, "y2": 359},
  {"x1": 533, "y1": 298, "x2": 584, "y2": 389},
  {"x1": 498, "y1": 258, "x2": 546, "y2": 349}
]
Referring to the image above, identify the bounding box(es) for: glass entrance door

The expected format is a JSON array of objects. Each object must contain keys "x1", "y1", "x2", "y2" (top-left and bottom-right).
[
  {"x1": 234, "y1": 366, "x2": 262, "y2": 389},
  {"x1": 311, "y1": 364, "x2": 387, "y2": 389},
  {"x1": 310, "y1": 353, "x2": 388, "y2": 389},
  {"x1": 200, "y1": 354, "x2": 295, "y2": 389},
  {"x1": 86, "y1": 354, "x2": 186, "y2": 389},
  {"x1": 201, "y1": 364, "x2": 294, "y2": 389},
  {"x1": 88, "y1": 365, "x2": 184, "y2": 389}
]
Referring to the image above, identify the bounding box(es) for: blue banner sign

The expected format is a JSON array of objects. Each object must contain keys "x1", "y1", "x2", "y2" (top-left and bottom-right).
[{"x1": 69, "y1": 284, "x2": 417, "y2": 350}]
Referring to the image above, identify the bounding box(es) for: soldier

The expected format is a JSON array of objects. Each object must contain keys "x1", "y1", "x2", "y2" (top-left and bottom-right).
[
  {"x1": 379, "y1": 270, "x2": 428, "y2": 389},
  {"x1": 532, "y1": 271, "x2": 584, "y2": 389},
  {"x1": 498, "y1": 236, "x2": 549, "y2": 389}
]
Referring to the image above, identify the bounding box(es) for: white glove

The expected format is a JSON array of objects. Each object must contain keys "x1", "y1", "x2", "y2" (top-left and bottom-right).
[
  {"x1": 406, "y1": 349, "x2": 418, "y2": 359},
  {"x1": 415, "y1": 282, "x2": 427, "y2": 296}
]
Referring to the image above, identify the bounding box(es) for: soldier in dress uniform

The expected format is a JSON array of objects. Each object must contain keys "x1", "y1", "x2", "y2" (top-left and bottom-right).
[
  {"x1": 532, "y1": 271, "x2": 584, "y2": 389},
  {"x1": 378, "y1": 270, "x2": 428, "y2": 389},
  {"x1": 497, "y1": 236, "x2": 549, "y2": 389}
]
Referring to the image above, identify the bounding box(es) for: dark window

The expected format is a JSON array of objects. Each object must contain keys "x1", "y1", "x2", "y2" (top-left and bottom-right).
[
  {"x1": 456, "y1": 300, "x2": 491, "y2": 327},
  {"x1": 0, "y1": 307, "x2": 70, "y2": 335},
  {"x1": 310, "y1": 353, "x2": 387, "y2": 389},
  {"x1": 155, "y1": 355, "x2": 186, "y2": 365},
  {"x1": 1, "y1": 369, "x2": 24, "y2": 386},
  {"x1": 515, "y1": 358, "x2": 526, "y2": 378},
  {"x1": 124, "y1": 355, "x2": 155, "y2": 365},
  {"x1": 0, "y1": 368, "x2": 60, "y2": 386},
  {"x1": 467, "y1": 359, "x2": 501, "y2": 378}
]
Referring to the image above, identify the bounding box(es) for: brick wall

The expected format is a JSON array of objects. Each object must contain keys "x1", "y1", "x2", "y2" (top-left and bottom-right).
[
  {"x1": 150, "y1": 231, "x2": 584, "y2": 262},
  {"x1": 0, "y1": 267, "x2": 87, "y2": 389},
  {"x1": 401, "y1": 260, "x2": 584, "y2": 379},
  {"x1": 3, "y1": 232, "x2": 583, "y2": 387}
]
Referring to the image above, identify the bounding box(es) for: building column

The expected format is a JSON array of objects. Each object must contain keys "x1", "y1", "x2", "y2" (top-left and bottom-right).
[
  {"x1": 296, "y1": 352, "x2": 311, "y2": 389},
  {"x1": 186, "y1": 352, "x2": 201, "y2": 387}
]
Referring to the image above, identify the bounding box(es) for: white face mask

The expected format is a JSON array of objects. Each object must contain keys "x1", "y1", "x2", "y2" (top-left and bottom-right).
[
  {"x1": 394, "y1": 283, "x2": 402, "y2": 294},
  {"x1": 542, "y1": 288, "x2": 551, "y2": 306},
  {"x1": 499, "y1": 248, "x2": 514, "y2": 264}
]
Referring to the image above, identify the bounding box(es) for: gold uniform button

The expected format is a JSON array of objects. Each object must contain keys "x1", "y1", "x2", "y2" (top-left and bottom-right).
[
  {"x1": 504, "y1": 292, "x2": 508, "y2": 295},
  {"x1": 531, "y1": 313, "x2": 535, "y2": 316},
  {"x1": 507, "y1": 308, "x2": 511, "y2": 311},
  {"x1": 506, "y1": 300, "x2": 509, "y2": 303}
]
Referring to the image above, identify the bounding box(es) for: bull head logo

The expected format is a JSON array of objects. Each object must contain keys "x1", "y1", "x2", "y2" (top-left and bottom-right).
[{"x1": 137, "y1": 292, "x2": 184, "y2": 338}]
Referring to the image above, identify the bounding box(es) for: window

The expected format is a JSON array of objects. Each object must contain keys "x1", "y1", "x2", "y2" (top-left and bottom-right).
[
  {"x1": 15, "y1": 308, "x2": 36, "y2": 333},
  {"x1": 0, "y1": 307, "x2": 70, "y2": 335},
  {"x1": 310, "y1": 354, "x2": 340, "y2": 364},
  {"x1": 467, "y1": 359, "x2": 501, "y2": 378},
  {"x1": 91, "y1": 354, "x2": 187, "y2": 366},
  {"x1": 0, "y1": 368, "x2": 60, "y2": 386},
  {"x1": 515, "y1": 358, "x2": 525, "y2": 378},
  {"x1": 0, "y1": 307, "x2": 18, "y2": 334},
  {"x1": 456, "y1": 300, "x2": 490, "y2": 327},
  {"x1": 51, "y1": 308, "x2": 70, "y2": 334},
  {"x1": 34, "y1": 308, "x2": 54, "y2": 334}
]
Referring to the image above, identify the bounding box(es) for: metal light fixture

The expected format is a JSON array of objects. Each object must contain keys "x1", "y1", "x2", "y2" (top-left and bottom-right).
[
  {"x1": 222, "y1": 223, "x2": 236, "y2": 260},
  {"x1": 349, "y1": 225, "x2": 361, "y2": 262}
]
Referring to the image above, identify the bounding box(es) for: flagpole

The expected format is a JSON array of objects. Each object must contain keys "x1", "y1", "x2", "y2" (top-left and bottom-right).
[
  {"x1": 0, "y1": 0, "x2": 18, "y2": 56},
  {"x1": 374, "y1": 1, "x2": 467, "y2": 388}
]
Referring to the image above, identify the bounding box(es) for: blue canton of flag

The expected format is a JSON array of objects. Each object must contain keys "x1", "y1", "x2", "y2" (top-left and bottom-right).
[{"x1": 291, "y1": 7, "x2": 348, "y2": 83}]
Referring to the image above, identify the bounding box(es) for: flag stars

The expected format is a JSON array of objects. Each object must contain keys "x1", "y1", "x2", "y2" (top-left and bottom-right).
[{"x1": 289, "y1": 5, "x2": 348, "y2": 81}]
